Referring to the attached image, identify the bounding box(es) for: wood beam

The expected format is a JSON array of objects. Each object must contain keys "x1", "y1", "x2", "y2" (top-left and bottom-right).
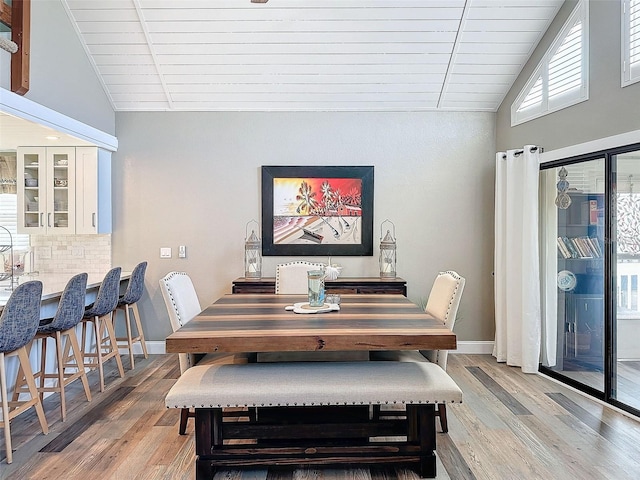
[
  {"x1": 11, "y1": 0, "x2": 30, "y2": 95},
  {"x1": 0, "y1": 1, "x2": 11, "y2": 29}
]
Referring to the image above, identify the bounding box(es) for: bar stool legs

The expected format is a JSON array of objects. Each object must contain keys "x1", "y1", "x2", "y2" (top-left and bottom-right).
[
  {"x1": 115, "y1": 261, "x2": 148, "y2": 369},
  {"x1": 0, "y1": 280, "x2": 46, "y2": 464},
  {"x1": 81, "y1": 267, "x2": 124, "y2": 393},
  {"x1": 115, "y1": 302, "x2": 148, "y2": 369},
  {"x1": 34, "y1": 328, "x2": 92, "y2": 421},
  {"x1": 81, "y1": 312, "x2": 125, "y2": 393},
  {"x1": 1, "y1": 347, "x2": 49, "y2": 464}
]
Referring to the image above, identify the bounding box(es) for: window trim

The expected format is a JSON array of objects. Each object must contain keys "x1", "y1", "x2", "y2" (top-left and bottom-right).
[
  {"x1": 511, "y1": 0, "x2": 589, "y2": 127},
  {"x1": 622, "y1": 0, "x2": 640, "y2": 87}
]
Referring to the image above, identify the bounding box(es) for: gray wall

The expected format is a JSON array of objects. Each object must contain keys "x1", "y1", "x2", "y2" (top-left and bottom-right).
[
  {"x1": 497, "y1": 0, "x2": 640, "y2": 152},
  {"x1": 0, "y1": 0, "x2": 115, "y2": 135},
  {"x1": 4, "y1": 0, "x2": 499, "y2": 346},
  {"x1": 112, "y1": 111, "x2": 497, "y2": 342}
]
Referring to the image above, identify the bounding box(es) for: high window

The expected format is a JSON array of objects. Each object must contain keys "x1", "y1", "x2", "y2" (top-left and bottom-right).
[
  {"x1": 623, "y1": 0, "x2": 640, "y2": 87},
  {"x1": 511, "y1": 1, "x2": 589, "y2": 126}
]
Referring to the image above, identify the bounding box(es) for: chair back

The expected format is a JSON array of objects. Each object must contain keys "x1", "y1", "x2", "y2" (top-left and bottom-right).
[
  {"x1": 159, "y1": 271, "x2": 202, "y2": 373},
  {"x1": 275, "y1": 261, "x2": 325, "y2": 294},
  {"x1": 0, "y1": 281, "x2": 43, "y2": 353},
  {"x1": 118, "y1": 261, "x2": 147, "y2": 305},
  {"x1": 84, "y1": 267, "x2": 122, "y2": 318},
  {"x1": 39, "y1": 273, "x2": 88, "y2": 333},
  {"x1": 422, "y1": 271, "x2": 465, "y2": 370}
]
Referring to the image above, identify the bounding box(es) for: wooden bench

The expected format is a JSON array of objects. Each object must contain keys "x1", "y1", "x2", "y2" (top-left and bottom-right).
[{"x1": 165, "y1": 361, "x2": 462, "y2": 479}]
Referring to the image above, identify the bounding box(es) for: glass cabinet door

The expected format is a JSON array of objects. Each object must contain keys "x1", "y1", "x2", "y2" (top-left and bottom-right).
[
  {"x1": 17, "y1": 147, "x2": 46, "y2": 234},
  {"x1": 47, "y1": 148, "x2": 75, "y2": 233},
  {"x1": 17, "y1": 147, "x2": 75, "y2": 234}
]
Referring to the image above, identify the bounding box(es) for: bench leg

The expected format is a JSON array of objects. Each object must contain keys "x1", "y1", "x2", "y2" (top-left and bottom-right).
[
  {"x1": 438, "y1": 403, "x2": 448, "y2": 433},
  {"x1": 195, "y1": 408, "x2": 223, "y2": 480},
  {"x1": 407, "y1": 404, "x2": 436, "y2": 478},
  {"x1": 179, "y1": 408, "x2": 189, "y2": 435},
  {"x1": 419, "y1": 404, "x2": 437, "y2": 478}
]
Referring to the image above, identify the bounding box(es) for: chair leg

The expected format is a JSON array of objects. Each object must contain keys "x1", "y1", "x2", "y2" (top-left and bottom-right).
[
  {"x1": 64, "y1": 328, "x2": 92, "y2": 404},
  {"x1": 131, "y1": 303, "x2": 148, "y2": 359},
  {"x1": 16, "y1": 347, "x2": 49, "y2": 436},
  {"x1": 38, "y1": 337, "x2": 47, "y2": 404},
  {"x1": 438, "y1": 403, "x2": 448, "y2": 433},
  {"x1": 115, "y1": 303, "x2": 148, "y2": 370},
  {"x1": 52, "y1": 332, "x2": 67, "y2": 421},
  {"x1": 104, "y1": 312, "x2": 125, "y2": 379},
  {"x1": 10, "y1": 349, "x2": 27, "y2": 404},
  {"x1": 1, "y1": 352, "x2": 13, "y2": 464},
  {"x1": 123, "y1": 306, "x2": 135, "y2": 368},
  {"x1": 92, "y1": 317, "x2": 105, "y2": 392}
]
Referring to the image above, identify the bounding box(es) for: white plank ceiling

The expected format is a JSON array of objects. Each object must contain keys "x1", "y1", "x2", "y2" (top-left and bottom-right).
[{"x1": 61, "y1": 0, "x2": 564, "y2": 112}]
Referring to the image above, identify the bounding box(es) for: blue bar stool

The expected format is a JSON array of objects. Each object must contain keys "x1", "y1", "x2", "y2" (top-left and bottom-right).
[
  {"x1": 33, "y1": 273, "x2": 91, "y2": 422},
  {"x1": 81, "y1": 267, "x2": 125, "y2": 392},
  {"x1": 0, "y1": 281, "x2": 48, "y2": 464},
  {"x1": 115, "y1": 261, "x2": 148, "y2": 369}
]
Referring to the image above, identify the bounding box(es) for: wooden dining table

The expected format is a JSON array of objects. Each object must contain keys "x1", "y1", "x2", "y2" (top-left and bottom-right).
[
  {"x1": 165, "y1": 293, "x2": 456, "y2": 355},
  {"x1": 165, "y1": 293, "x2": 458, "y2": 478}
]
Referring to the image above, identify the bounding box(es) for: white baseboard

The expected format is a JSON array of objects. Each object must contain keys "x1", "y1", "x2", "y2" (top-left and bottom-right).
[
  {"x1": 120, "y1": 341, "x2": 167, "y2": 355},
  {"x1": 126, "y1": 340, "x2": 495, "y2": 356},
  {"x1": 456, "y1": 341, "x2": 494, "y2": 354}
]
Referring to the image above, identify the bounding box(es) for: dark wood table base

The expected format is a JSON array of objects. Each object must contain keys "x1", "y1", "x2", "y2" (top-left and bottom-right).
[{"x1": 194, "y1": 404, "x2": 437, "y2": 479}]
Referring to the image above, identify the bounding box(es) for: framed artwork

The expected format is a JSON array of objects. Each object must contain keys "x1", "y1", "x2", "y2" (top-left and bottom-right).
[{"x1": 261, "y1": 166, "x2": 374, "y2": 256}]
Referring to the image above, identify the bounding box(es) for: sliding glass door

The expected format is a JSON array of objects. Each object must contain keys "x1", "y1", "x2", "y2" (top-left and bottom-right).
[
  {"x1": 613, "y1": 151, "x2": 640, "y2": 412},
  {"x1": 540, "y1": 158, "x2": 605, "y2": 394},
  {"x1": 540, "y1": 145, "x2": 640, "y2": 417}
]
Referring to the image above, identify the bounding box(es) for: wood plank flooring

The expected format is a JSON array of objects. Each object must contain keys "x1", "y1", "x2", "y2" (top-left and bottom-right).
[{"x1": 2, "y1": 354, "x2": 640, "y2": 479}]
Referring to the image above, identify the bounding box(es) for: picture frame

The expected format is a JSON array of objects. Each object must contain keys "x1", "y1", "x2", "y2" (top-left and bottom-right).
[{"x1": 261, "y1": 166, "x2": 374, "y2": 256}]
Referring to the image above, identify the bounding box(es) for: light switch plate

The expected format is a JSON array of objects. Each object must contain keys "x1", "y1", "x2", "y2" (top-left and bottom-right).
[
  {"x1": 160, "y1": 247, "x2": 172, "y2": 258},
  {"x1": 179, "y1": 245, "x2": 186, "y2": 258}
]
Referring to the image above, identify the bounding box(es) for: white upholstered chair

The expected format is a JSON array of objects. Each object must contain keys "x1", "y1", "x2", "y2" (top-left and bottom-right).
[
  {"x1": 159, "y1": 271, "x2": 246, "y2": 434},
  {"x1": 275, "y1": 261, "x2": 325, "y2": 294},
  {"x1": 370, "y1": 270, "x2": 465, "y2": 432}
]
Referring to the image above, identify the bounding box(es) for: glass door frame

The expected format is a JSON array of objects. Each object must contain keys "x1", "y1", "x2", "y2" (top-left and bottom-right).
[{"x1": 539, "y1": 141, "x2": 640, "y2": 419}]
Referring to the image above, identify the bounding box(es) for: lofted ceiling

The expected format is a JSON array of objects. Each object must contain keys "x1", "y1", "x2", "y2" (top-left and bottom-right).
[
  {"x1": 61, "y1": 0, "x2": 564, "y2": 112},
  {"x1": 1, "y1": 0, "x2": 565, "y2": 149}
]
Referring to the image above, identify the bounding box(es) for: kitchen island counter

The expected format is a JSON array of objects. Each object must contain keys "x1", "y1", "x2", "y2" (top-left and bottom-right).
[{"x1": 0, "y1": 271, "x2": 131, "y2": 310}]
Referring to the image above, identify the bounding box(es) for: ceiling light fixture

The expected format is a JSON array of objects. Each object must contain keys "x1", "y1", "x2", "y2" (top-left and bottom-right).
[
  {"x1": 45, "y1": 135, "x2": 60, "y2": 141},
  {"x1": 251, "y1": 0, "x2": 268, "y2": 3}
]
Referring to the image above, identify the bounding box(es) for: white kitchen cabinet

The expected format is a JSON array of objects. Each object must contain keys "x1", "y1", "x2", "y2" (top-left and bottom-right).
[
  {"x1": 17, "y1": 147, "x2": 76, "y2": 234},
  {"x1": 75, "y1": 147, "x2": 112, "y2": 234},
  {"x1": 17, "y1": 146, "x2": 111, "y2": 235}
]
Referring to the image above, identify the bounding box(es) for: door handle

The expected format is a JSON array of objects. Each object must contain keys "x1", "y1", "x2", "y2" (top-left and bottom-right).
[
  {"x1": 48, "y1": 213, "x2": 51, "y2": 227},
  {"x1": 92, "y1": 213, "x2": 96, "y2": 227}
]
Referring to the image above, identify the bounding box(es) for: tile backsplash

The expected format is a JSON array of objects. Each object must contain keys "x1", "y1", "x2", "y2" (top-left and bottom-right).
[{"x1": 30, "y1": 234, "x2": 111, "y2": 274}]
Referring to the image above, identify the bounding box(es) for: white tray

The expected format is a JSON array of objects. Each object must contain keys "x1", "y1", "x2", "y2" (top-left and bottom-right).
[{"x1": 285, "y1": 302, "x2": 340, "y2": 314}]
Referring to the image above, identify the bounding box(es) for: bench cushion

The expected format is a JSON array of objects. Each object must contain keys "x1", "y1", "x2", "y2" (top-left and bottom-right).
[
  {"x1": 165, "y1": 361, "x2": 462, "y2": 409},
  {"x1": 369, "y1": 350, "x2": 428, "y2": 362}
]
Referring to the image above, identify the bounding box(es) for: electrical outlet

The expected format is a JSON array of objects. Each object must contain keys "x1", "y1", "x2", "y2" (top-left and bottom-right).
[
  {"x1": 160, "y1": 247, "x2": 172, "y2": 258},
  {"x1": 72, "y1": 246, "x2": 84, "y2": 258},
  {"x1": 179, "y1": 245, "x2": 186, "y2": 258}
]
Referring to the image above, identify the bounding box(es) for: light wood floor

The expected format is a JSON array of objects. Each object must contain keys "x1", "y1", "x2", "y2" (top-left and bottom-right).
[
  {"x1": 2, "y1": 353, "x2": 640, "y2": 480},
  {"x1": 553, "y1": 360, "x2": 640, "y2": 412}
]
